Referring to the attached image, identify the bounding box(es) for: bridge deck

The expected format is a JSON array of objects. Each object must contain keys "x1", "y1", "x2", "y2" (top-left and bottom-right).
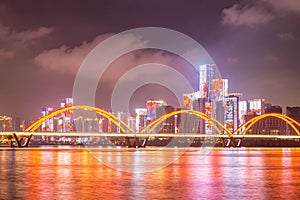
[{"x1": 1, "y1": 132, "x2": 300, "y2": 139}]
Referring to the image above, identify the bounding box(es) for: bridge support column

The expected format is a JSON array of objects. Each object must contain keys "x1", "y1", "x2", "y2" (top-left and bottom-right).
[
  {"x1": 224, "y1": 137, "x2": 237, "y2": 148},
  {"x1": 12, "y1": 133, "x2": 21, "y2": 147},
  {"x1": 224, "y1": 137, "x2": 243, "y2": 148},
  {"x1": 220, "y1": 138, "x2": 226, "y2": 147},
  {"x1": 125, "y1": 136, "x2": 141, "y2": 148},
  {"x1": 235, "y1": 139, "x2": 242, "y2": 147},
  {"x1": 9, "y1": 133, "x2": 33, "y2": 148},
  {"x1": 24, "y1": 134, "x2": 33, "y2": 147},
  {"x1": 140, "y1": 138, "x2": 149, "y2": 148}
]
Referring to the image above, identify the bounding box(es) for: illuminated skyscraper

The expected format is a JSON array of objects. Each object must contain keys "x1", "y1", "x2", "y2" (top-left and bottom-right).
[
  {"x1": 199, "y1": 64, "x2": 227, "y2": 134},
  {"x1": 146, "y1": 100, "x2": 167, "y2": 124},
  {"x1": 41, "y1": 107, "x2": 54, "y2": 131},
  {"x1": 60, "y1": 98, "x2": 74, "y2": 132},
  {"x1": 239, "y1": 100, "x2": 247, "y2": 125},
  {"x1": 199, "y1": 64, "x2": 214, "y2": 101},
  {"x1": 224, "y1": 95, "x2": 239, "y2": 132},
  {"x1": 135, "y1": 108, "x2": 147, "y2": 132},
  {"x1": 248, "y1": 99, "x2": 265, "y2": 115}
]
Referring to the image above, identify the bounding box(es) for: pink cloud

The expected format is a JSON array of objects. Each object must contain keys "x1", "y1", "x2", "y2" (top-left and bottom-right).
[
  {"x1": 222, "y1": 0, "x2": 300, "y2": 28},
  {"x1": 35, "y1": 33, "x2": 166, "y2": 74},
  {"x1": 278, "y1": 32, "x2": 299, "y2": 41},
  {"x1": 226, "y1": 57, "x2": 240, "y2": 65},
  {"x1": 34, "y1": 34, "x2": 113, "y2": 73},
  {"x1": 264, "y1": 0, "x2": 300, "y2": 14},
  {"x1": 0, "y1": 49, "x2": 14, "y2": 60},
  {"x1": 222, "y1": 3, "x2": 274, "y2": 28},
  {"x1": 0, "y1": 24, "x2": 54, "y2": 43},
  {"x1": 15, "y1": 27, "x2": 54, "y2": 43}
]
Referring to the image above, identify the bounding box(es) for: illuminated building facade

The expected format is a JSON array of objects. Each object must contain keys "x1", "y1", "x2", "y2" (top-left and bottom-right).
[
  {"x1": 0, "y1": 115, "x2": 12, "y2": 131},
  {"x1": 41, "y1": 107, "x2": 54, "y2": 131},
  {"x1": 248, "y1": 99, "x2": 265, "y2": 115},
  {"x1": 183, "y1": 91, "x2": 200, "y2": 110},
  {"x1": 117, "y1": 112, "x2": 131, "y2": 133},
  {"x1": 199, "y1": 64, "x2": 214, "y2": 101},
  {"x1": 135, "y1": 108, "x2": 147, "y2": 132},
  {"x1": 59, "y1": 98, "x2": 74, "y2": 132},
  {"x1": 239, "y1": 100, "x2": 247, "y2": 125},
  {"x1": 224, "y1": 95, "x2": 239, "y2": 132},
  {"x1": 146, "y1": 100, "x2": 167, "y2": 124}
]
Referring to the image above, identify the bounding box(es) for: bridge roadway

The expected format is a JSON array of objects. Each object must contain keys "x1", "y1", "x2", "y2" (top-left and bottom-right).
[
  {"x1": 1, "y1": 132, "x2": 300, "y2": 148},
  {"x1": 2, "y1": 132, "x2": 300, "y2": 139}
]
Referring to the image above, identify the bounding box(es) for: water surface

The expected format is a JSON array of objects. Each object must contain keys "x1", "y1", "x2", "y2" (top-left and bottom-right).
[{"x1": 1, "y1": 147, "x2": 300, "y2": 199}]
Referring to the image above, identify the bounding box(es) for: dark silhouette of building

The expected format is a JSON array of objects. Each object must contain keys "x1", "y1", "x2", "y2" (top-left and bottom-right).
[
  {"x1": 265, "y1": 105, "x2": 282, "y2": 114},
  {"x1": 245, "y1": 105, "x2": 287, "y2": 135},
  {"x1": 192, "y1": 98, "x2": 206, "y2": 134},
  {"x1": 287, "y1": 107, "x2": 300, "y2": 133},
  {"x1": 156, "y1": 105, "x2": 175, "y2": 133},
  {"x1": 176, "y1": 98, "x2": 206, "y2": 134}
]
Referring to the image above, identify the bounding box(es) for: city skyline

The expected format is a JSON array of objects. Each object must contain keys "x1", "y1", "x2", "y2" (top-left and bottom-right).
[{"x1": 0, "y1": 0, "x2": 299, "y2": 119}]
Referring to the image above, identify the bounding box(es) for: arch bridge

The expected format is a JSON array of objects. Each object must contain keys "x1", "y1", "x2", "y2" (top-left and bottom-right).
[{"x1": 1, "y1": 106, "x2": 300, "y2": 148}]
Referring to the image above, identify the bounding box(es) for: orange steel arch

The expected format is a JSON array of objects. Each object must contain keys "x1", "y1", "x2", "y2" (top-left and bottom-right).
[
  {"x1": 141, "y1": 110, "x2": 231, "y2": 136},
  {"x1": 233, "y1": 113, "x2": 300, "y2": 136},
  {"x1": 25, "y1": 105, "x2": 135, "y2": 133}
]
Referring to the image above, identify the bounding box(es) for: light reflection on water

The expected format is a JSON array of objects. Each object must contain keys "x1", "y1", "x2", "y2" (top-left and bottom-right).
[{"x1": 0, "y1": 147, "x2": 300, "y2": 199}]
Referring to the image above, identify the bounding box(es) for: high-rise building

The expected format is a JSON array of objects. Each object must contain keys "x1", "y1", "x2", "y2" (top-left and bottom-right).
[
  {"x1": 0, "y1": 115, "x2": 12, "y2": 131},
  {"x1": 146, "y1": 100, "x2": 167, "y2": 124},
  {"x1": 286, "y1": 107, "x2": 300, "y2": 121},
  {"x1": 135, "y1": 108, "x2": 147, "y2": 132},
  {"x1": 127, "y1": 116, "x2": 136, "y2": 132},
  {"x1": 183, "y1": 91, "x2": 200, "y2": 110},
  {"x1": 248, "y1": 99, "x2": 265, "y2": 115},
  {"x1": 117, "y1": 112, "x2": 131, "y2": 133},
  {"x1": 192, "y1": 98, "x2": 206, "y2": 134},
  {"x1": 199, "y1": 64, "x2": 228, "y2": 100},
  {"x1": 239, "y1": 100, "x2": 247, "y2": 125},
  {"x1": 156, "y1": 105, "x2": 175, "y2": 133},
  {"x1": 287, "y1": 107, "x2": 300, "y2": 133},
  {"x1": 199, "y1": 64, "x2": 214, "y2": 101},
  {"x1": 265, "y1": 105, "x2": 282, "y2": 114},
  {"x1": 60, "y1": 98, "x2": 74, "y2": 132},
  {"x1": 246, "y1": 105, "x2": 286, "y2": 135},
  {"x1": 182, "y1": 65, "x2": 228, "y2": 134},
  {"x1": 41, "y1": 107, "x2": 54, "y2": 131},
  {"x1": 224, "y1": 95, "x2": 239, "y2": 132}
]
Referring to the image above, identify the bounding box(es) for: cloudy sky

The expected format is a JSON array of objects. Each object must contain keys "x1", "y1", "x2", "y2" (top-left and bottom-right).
[{"x1": 0, "y1": 0, "x2": 299, "y2": 119}]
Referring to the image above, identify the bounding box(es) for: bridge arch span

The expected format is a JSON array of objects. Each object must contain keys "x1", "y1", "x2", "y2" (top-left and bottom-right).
[
  {"x1": 141, "y1": 109, "x2": 231, "y2": 136},
  {"x1": 234, "y1": 113, "x2": 300, "y2": 136},
  {"x1": 25, "y1": 105, "x2": 135, "y2": 133}
]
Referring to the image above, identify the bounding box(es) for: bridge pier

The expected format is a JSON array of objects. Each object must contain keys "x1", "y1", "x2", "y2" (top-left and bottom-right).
[
  {"x1": 125, "y1": 136, "x2": 142, "y2": 148},
  {"x1": 124, "y1": 136, "x2": 149, "y2": 148},
  {"x1": 140, "y1": 138, "x2": 148, "y2": 148},
  {"x1": 8, "y1": 133, "x2": 33, "y2": 148},
  {"x1": 223, "y1": 137, "x2": 242, "y2": 148}
]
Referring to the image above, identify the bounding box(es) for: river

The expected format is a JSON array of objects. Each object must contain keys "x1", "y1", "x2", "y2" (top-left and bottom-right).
[{"x1": 1, "y1": 147, "x2": 300, "y2": 199}]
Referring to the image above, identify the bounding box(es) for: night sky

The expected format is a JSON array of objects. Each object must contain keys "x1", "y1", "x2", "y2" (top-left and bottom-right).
[{"x1": 0, "y1": 0, "x2": 299, "y2": 119}]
